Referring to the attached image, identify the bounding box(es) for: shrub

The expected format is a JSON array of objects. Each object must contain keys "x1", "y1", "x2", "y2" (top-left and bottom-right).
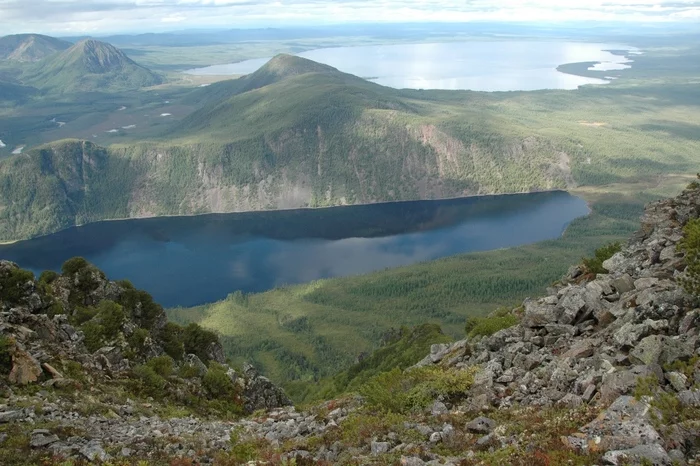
[
  {"x1": 0, "y1": 267, "x2": 34, "y2": 306},
  {"x1": 146, "y1": 356, "x2": 174, "y2": 377},
  {"x1": 96, "y1": 300, "x2": 125, "y2": 336},
  {"x1": 160, "y1": 322, "x2": 185, "y2": 360},
  {"x1": 133, "y1": 364, "x2": 167, "y2": 396},
  {"x1": 360, "y1": 366, "x2": 477, "y2": 413},
  {"x1": 38, "y1": 270, "x2": 59, "y2": 285},
  {"x1": 118, "y1": 288, "x2": 162, "y2": 328},
  {"x1": 61, "y1": 257, "x2": 90, "y2": 275},
  {"x1": 72, "y1": 306, "x2": 98, "y2": 325},
  {"x1": 582, "y1": 242, "x2": 621, "y2": 275},
  {"x1": 679, "y1": 218, "x2": 700, "y2": 297},
  {"x1": 183, "y1": 323, "x2": 219, "y2": 363},
  {"x1": 465, "y1": 313, "x2": 518, "y2": 338},
  {"x1": 0, "y1": 336, "x2": 13, "y2": 375},
  {"x1": 81, "y1": 321, "x2": 105, "y2": 353},
  {"x1": 128, "y1": 328, "x2": 150, "y2": 353},
  {"x1": 203, "y1": 362, "x2": 235, "y2": 398}
]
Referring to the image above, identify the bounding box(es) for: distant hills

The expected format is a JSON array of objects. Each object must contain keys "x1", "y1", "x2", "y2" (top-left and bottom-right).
[
  {"x1": 22, "y1": 38, "x2": 163, "y2": 93},
  {"x1": 0, "y1": 53, "x2": 575, "y2": 241},
  {"x1": 0, "y1": 34, "x2": 70, "y2": 62}
]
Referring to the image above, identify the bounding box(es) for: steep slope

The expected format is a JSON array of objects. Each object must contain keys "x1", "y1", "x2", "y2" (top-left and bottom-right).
[
  {"x1": 7, "y1": 184, "x2": 700, "y2": 465},
  {"x1": 23, "y1": 38, "x2": 162, "y2": 93},
  {"x1": 182, "y1": 53, "x2": 345, "y2": 106},
  {"x1": 0, "y1": 34, "x2": 70, "y2": 62},
  {"x1": 0, "y1": 258, "x2": 290, "y2": 464}
]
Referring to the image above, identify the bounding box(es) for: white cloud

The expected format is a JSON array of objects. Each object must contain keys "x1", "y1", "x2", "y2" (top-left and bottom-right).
[{"x1": 0, "y1": 0, "x2": 698, "y2": 35}]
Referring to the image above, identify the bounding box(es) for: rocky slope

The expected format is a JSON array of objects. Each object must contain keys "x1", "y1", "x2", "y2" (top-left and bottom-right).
[
  {"x1": 2, "y1": 184, "x2": 700, "y2": 465},
  {"x1": 0, "y1": 258, "x2": 290, "y2": 464}
]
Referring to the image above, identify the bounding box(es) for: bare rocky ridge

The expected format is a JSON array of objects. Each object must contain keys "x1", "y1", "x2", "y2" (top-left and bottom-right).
[{"x1": 2, "y1": 185, "x2": 700, "y2": 465}]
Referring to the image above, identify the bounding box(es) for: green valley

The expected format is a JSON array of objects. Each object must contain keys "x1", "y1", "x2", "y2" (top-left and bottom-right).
[{"x1": 0, "y1": 29, "x2": 699, "y2": 404}]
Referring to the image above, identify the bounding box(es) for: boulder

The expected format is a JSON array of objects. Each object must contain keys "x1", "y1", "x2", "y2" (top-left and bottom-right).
[
  {"x1": 8, "y1": 343, "x2": 42, "y2": 385},
  {"x1": 522, "y1": 301, "x2": 561, "y2": 328},
  {"x1": 602, "y1": 443, "x2": 671, "y2": 465},
  {"x1": 371, "y1": 441, "x2": 390, "y2": 455},
  {"x1": 629, "y1": 335, "x2": 693, "y2": 366},
  {"x1": 465, "y1": 416, "x2": 496, "y2": 434}
]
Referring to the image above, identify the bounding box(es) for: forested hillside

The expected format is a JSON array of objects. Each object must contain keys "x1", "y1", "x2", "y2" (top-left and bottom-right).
[
  {"x1": 22, "y1": 39, "x2": 162, "y2": 93},
  {"x1": 1, "y1": 49, "x2": 699, "y2": 242}
]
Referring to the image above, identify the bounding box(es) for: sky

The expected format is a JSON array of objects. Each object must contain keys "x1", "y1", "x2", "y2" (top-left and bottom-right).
[{"x1": 1, "y1": 0, "x2": 699, "y2": 36}]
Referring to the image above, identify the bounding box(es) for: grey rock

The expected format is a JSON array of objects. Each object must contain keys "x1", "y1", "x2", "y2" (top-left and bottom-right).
[
  {"x1": 476, "y1": 433, "x2": 495, "y2": 448},
  {"x1": 602, "y1": 443, "x2": 671, "y2": 465},
  {"x1": 430, "y1": 400, "x2": 448, "y2": 415},
  {"x1": 558, "y1": 287, "x2": 587, "y2": 325},
  {"x1": 429, "y1": 432, "x2": 442, "y2": 443},
  {"x1": 630, "y1": 335, "x2": 693, "y2": 366},
  {"x1": 429, "y1": 343, "x2": 452, "y2": 363},
  {"x1": 370, "y1": 441, "x2": 390, "y2": 455},
  {"x1": 183, "y1": 354, "x2": 208, "y2": 376},
  {"x1": 666, "y1": 371, "x2": 688, "y2": 392},
  {"x1": 80, "y1": 440, "x2": 110, "y2": 462},
  {"x1": 522, "y1": 301, "x2": 561, "y2": 328},
  {"x1": 0, "y1": 410, "x2": 22, "y2": 423},
  {"x1": 678, "y1": 389, "x2": 700, "y2": 407},
  {"x1": 562, "y1": 339, "x2": 595, "y2": 359},
  {"x1": 611, "y1": 274, "x2": 635, "y2": 294},
  {"x1": 600, "y1": 366, "x2": 661, "y2": 404},
  {"x1": 30, "y1": 433, "x2": 59, "y2": 448},
  {"x1": 465, "y1": 416, "x2": 496, "y2": 434},
  {"x1": 558, "y1": 393, "x2": 583, "y2": 408},
  {"x1": 401, "y1": 457, "x2": 426, "y2": 466}
]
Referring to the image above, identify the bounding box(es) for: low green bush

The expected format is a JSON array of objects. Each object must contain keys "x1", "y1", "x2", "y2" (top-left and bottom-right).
[
  {"x1": 72, "y1": 306, "x2": 98, "y2": 325},
  {"x1": 61, "y1": 257, "x2": 90, "y2": 275},
  {"x1": 160, "y1": 322, "x2": 185, "y2": 360},
  {"x1": 146, "y1": 356, "x2": 174, "y2": 377},
  {"x1": 183, "y1": 323, "x2": 219, "y2": 363},
  {"x1": 678, "y1": 218, "x2": 700, "y2": 297},
  {"x1": 96, "y1": 300, "x2": 125, "y2": 335},
  {"x1": 360, "y1": 366, "x2": 477, "y2": 413},
  {"x1": 582, "y1": 242, "x2": 621, "y2": 275},
  {"x1": 203, "y1": 362, "x2": 235, "y2": 398},
  {"x1": 127, "y1": 328, "x2": 150, "y2": 353},
  {"x1": 81, "y1": 321, "x2": 105, "y2": 353},
  {"x1": 465, "y1": 313, "x2": 518, "y2": 338},
  {"x1": 0, "y1": 267, "x2": 34, "y2": 306},
  {"x1": 132, "y1": 364, "x2": 167, "y2": 396}
]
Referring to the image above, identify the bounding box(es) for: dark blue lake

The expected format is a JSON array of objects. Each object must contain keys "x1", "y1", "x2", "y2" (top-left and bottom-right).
[{"x1": 0, "y1": 192, "x2": 588, "y2": 308}]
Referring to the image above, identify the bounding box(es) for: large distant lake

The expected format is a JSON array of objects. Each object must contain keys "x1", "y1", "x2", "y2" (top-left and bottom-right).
[
  {"x1": 186, "y1": 41, "x2": 636, "y2": 91},
  {"x1": 0, "y1": 192, "x2": 589, "y2": 308}
]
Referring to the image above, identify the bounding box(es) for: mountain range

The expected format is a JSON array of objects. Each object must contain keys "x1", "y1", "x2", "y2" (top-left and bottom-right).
[
  {"x1": 0, "y1": 33, "x2": 70, "y2": 62},
  {"x1": 0, "y1": 53, "x2": 573, "y2": 242}
]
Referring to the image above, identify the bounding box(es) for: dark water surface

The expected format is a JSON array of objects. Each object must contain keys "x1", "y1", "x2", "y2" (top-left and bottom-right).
[{"x1": 0, "y1": 192, "x2": 589, "y2": 307}]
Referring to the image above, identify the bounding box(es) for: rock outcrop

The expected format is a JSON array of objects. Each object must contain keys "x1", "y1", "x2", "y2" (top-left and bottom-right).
[
  {"x1": 410, "y1": 184, "x2": 700, "y2": 464},
  {"x1": 0, "y1": 258, "x2": 291, "y2": 463}
]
